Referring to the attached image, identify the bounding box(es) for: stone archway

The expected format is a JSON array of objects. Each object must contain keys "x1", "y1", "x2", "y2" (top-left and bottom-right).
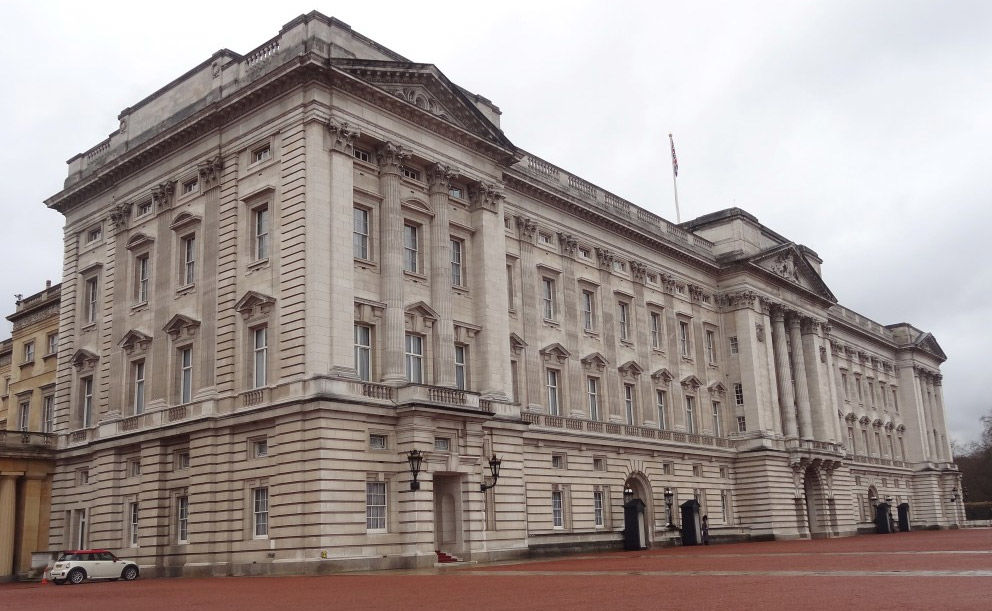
[
  {"x1": 803, "y1": 465, "x2": 828, "y2": 538},
  {"x1": 623, "y1": 472, "x2": 655, "y2": 547}
]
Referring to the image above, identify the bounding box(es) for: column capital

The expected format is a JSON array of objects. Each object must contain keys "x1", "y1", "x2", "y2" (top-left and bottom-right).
[
  {"x1": 327, "y1": 117, "x2": 361, "y2": 154},
  {"x1": 376, "y1": 141, "x2": 411, "y2": 174},
  {"x1": 770, "y1": 306, "x2": 786, "y2": 323},
  {"x1": 469, "y1": 182, "x2": 504, "y2": 213},
  {"x1": 515, "y1": 215, "x2": 537, "y2": 239},
  {"x1": 427, "y1": 163, "x2": 456, "y2": 194},
  {"x1": 595, "y1": 247, "x2": 614, "y2": 269},
  {"x1": 557, "y1": 232, "x2": 579, "y2": 257}
]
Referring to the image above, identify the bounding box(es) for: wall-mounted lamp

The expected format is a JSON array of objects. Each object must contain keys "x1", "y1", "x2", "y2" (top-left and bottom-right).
[
  {"x1": 407, "y1": 449, "x2": 424, "y2": 491},
  {"x1": 663, "y1": 487, "x2": 676, "y2": 529},
  {"x1": 480, "y1": 454, "x2": 502, "y2": 492}
]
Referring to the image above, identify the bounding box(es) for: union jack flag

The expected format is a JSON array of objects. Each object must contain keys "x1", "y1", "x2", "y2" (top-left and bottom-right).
[{"x1": 669, "y1": 133, "x2": 678, "y2": 177}]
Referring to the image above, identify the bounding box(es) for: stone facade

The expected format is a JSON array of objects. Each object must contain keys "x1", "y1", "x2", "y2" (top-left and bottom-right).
[
  {"x1": 0, "y1": 282, "x2": 59, "y2": 580},
  {"x1": 41, "y1": 12, "x2": 961, "y2": 577}
]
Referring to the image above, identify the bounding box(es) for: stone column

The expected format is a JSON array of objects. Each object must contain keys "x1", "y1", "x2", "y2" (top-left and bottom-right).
[
  {"x1": 325, "y1": 119, "x2": 359, "y2": 378},
  {"x1": 559, "y1": 233, "x2": 584, "y2": 417},
  {"x1": 0, "y1": 474, "x2": 17, "y2": 578},
  {"x1": 596, "y1": 248, "x2": 622, "y2": 423},
  {"x1": 910, "y1": 367, "x2": 933, "y2": 460},
  {"x1": 517, "y1": 217, "x2": 542, "y2": 409},
  {"x1": 788, "y1": 314, "x2": 814, "y2": 440},
  {"x1": 428, "y1": 164, "x2": 456, "y2": 388},
  {"x1": 377, "y1": 142, "x2": 411, "y2": 385},
  {"x1": 630, "y1": 262, "x2": 654, "y2": 426},
  {"x1": 770, "y1": 307, "x2": 798, "y2": 438},
  {"x1": 923, "y1": 375, "x2": 942, "y2": 460},
  {"x1": 933, "y1": 376, "x2": 953, "y2": 459},
  {"x1": 801, "y1": 319, "x2": 831, "y2": 442},
  {"x1": 471, "y1": 185, "x2": 512, "y2": 399}
]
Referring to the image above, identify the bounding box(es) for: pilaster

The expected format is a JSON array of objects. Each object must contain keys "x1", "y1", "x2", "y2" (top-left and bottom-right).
[
  {"x1": 428, "y1": 164, "x2": 456, "y2": 387},
  {"x1": 377, "y1": 142, "x2": 411, "y2": 385}
]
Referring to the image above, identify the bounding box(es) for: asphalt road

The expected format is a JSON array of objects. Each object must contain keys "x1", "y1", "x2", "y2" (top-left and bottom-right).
[{"x1": 3, "y1": 529, "x2": 990, "y2": 610}]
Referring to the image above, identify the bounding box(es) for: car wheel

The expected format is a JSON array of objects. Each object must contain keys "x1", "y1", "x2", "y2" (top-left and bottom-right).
[
  {"x1": 68, "y1": 568, "x2": 86, "y2": 584},
  {"x1": 121, "y1": 565, "x2": 139, "y2": 581}
]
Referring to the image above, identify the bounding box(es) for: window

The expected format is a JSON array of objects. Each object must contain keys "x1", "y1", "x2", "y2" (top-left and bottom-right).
[
  {"x1": 401, "y1": 166, "x2": 421, "y2": 181},
  {"x1": 47, "y1": 332, "x2": 58, "y2": 356},
  {"x1": 181, "y1": 234, "x2": 196, "y2": 285},
  {"x1": 551, "y1": 453, "x2": 565, "y2": 469},
  {"x1": 369, "y1": 434, "x2": 388, "y2": 450},
  {"x1": 579, "y1": 246, "x2": 591, "y2": 260},
  {"x1": 538, "y1": 232, "x2": 553, "y2": 246},
  {"x1": 182, "y1": 178, "x2": 199, "y2": 195},
  {"x1": 366, "y1": 481, "x2": 387, "y2": 531},
  {"x1": 251, "y1": 144, "x2": 271, "y2": 164},
  {"x1": 252, "y1": 327, "x2": 267, "y2": 389},
  {"x1": 593, "y1": 490, "x2": 605, "y2": 527},
  {"x1": 678, "y1": 320, "x2": 691, "y2": 357},
  {"x1": 353, "y1": 147, "x2": 371, "y2": 163},
  {"x1": 132, "y1": 360, "x2": 146, "y2": 414},
  {"x1": 685, "y1": 395, "x2": 696, "y2": 434},
  {"x1": 552, "y1": 490, "x2": 564, "y2": 528},
  {"x1": 454, "y1": 344, "x2": 467, "y2": 390},
  {"x1": 892, "y1": 388, "x2": 899, "y2": 413},
  {"x1": 847, "y1": 427, "x2": 856, "y2": 453},
  {"x1": 403, "y1": 224, "x2": 420, "y2": 273},
  {"x1": 541, "y1": 277, "x2": 556, "y2": 320},
  {"x1": 546, "y1": 369, "x2": 560, "y2": 416},
  {"x1": 353, "y1": 208, "x2": 370, "y2": 260},
  {"x1": 42, "y1": 395, "x2": 54, "y2": 433},
  {"x1": 175, "y1": 451, "x2": 190, "y2": 470},
  {"x1": 712, "y1": 402, "x2": 722, "y2": 436},
  {"x1": 656, "y1": 390, "x2": 667, "y2": 429},
  {"x1": 23, "y1": 341, "x2": 35, "y2": 363},
  {"x1": 618, "y1": 302, "x2": 630, "y2": 341},
  {"x1": 855, "y1": 375, "x2": 863, "y2": 401},
  {"x1": 729, "y1": 336, "x2": 739, "y2": 354},
  {"x1": 252, "y1": 205, "x2": 270, "y2": 261},
  {"x1": 587, "y1": 377, "x2": 601, "y2": 421},
  {"x1": 705, "y1": 330, "x2": 716, "y2": 364},
  {"x1": 650, "y1": 312, "x2": 662, "y2": 349},
  {"x1": 177, "y1": 496, "x2": 189, "y2": 543},
  {"x1": 128, "y1": 458, "x2": 141, "y2": 477},
  {"x1": 434, "y1": 437, "x2": 451, "y2": 452},
  {"x1": 18, "y1": 401, "x2": 29, "y2": 431},
  {"x1": 506, "y1": 264, "x2": 514, "y2": 308},
  {"x1": 81, "y1": 376, "x2": 94, "y2": 428},
  {"x1": 354, "y1": 324, "x2": 372, "y2": 381},
  {"x1": 868, "y1": 380, "x2": 876, "y2": 408},
  {"x1": 448, "y1": 186, "x2": 463, "y2": 199},
  {"x1": 874, "y1": 431, "x2": 882, "y2": 455},
  {"x1": 178, "y1": 346, "x2": 193, "y2": 404},
  {"x1": 76, "y1": 469, "x2": 90, "y2": 486},
  {"x1": 85, "y1": 226, "x2": 102, "y2": 244},
  {"x1": 252, "y1": 487, "x2": 269, "y2": 537},
  {"x1": 693, "y1": 465, "x2": 702, "y2": 477},
  {"x1": 663, "y1": 462, "x2": 673, "y2": 475},
  {"x1": 450, "y1": 238, "x2": 464, "y2": 286},
  {"x1": 593, "y1": 457, "x2": 607, "y2": 471},
  {"x1": 623, "y1": 384, "x2": 635, "y2": 425},
  {"x1": 841, "y1": 372, "x2": 849, "y2": 400},
  {"x1": 136, "y1": 201, "x2": 152, "y2": 217},
  {"x1": 612, "y1": 260, "x2": 625, "y2": 273},
  {"x1": 405, "y1": 334, "x2": 424, "y2": 383},
  {"x1": 251, "y1": 438, "x2": 268, "y2": 458},
  {"x1": 128, "y1": 502, "x2": 139, "y2": 546},
  {"x1": 135, "y1": 254, "x2": 150, "y2": 303},
  {"x1": 734, "y1": 383, "x2": 744, "y2": 406},
  {"x1": 861, "y1": 429, "x2": 870, "y2": 453},
  {"x1": 84, "y1": 276, "x2": 99, "y2": 323},
  {"x1": 737, "y1": 416, "x2": 747, "y2": 433},
  {"x1": 581, "y1": 290, "x2": 595, "y2": 331}
]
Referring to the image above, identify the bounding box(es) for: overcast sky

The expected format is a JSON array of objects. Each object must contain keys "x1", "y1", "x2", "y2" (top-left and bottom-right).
[{"x1": 1, "y1": 1, "x2": 989, "y2": 445}]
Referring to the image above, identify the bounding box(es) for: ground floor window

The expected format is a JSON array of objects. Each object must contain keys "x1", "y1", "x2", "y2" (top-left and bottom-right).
[{"x1": 366, "y1": 481, "x2": 387, "y2": 531}]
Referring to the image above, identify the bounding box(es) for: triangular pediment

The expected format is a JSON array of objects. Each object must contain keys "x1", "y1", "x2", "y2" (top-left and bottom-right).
[
  {"x1": 235, "y1": 291, "x2": 276, "y2": 318},
  {"x1": 119, "y1": 329, "x2": 152, "y2": 352},
  {"x1": 71, "y1": 348, "x2": 99, "y2": 371},
  {"x1": 680, "y1": 375, "x2": 703, "y2": 390},
  {"x1": 581, "y1": 351, "x2": 609, "y2": 371},
  {"x1": 405, "y1": 301, "x2": 439, "y2": 320},
  {"x1": 617, "y1": 360, "x2": 644, "y2": 377},
  {"x1": 331, "y1": 60, "x2": 514, "y2": 150},
  {"x1": 651, "y1": 368, "x2": 674, "y2": 385},
  {"x1": 913, "y1": 332, "x2": 947, "y2": 362},
  {"x1": 163, "y1": 313, "x2": 201, "y2": 338},
  {"x1": 539, "y1": 342, "x2": 571, "y2": 364},
  {"x1": 748, "y1": 244, "x2": 836, "y2": 303},
  {"x1": 708, "y1": 381, "x2": 727, "y2": 396},
  {"x1": 509, "y1": 332, "x2": 528, "y2": 354}
]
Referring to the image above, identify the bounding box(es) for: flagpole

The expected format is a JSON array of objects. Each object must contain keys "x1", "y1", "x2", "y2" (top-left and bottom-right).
[{"x1": 669, "y1": 133, "x2": 681, "y2": 224}]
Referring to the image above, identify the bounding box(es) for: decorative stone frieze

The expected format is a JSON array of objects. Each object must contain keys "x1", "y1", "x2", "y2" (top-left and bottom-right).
[{"x1": 327, "y1": 117, "x2": 361, "y2": 154}]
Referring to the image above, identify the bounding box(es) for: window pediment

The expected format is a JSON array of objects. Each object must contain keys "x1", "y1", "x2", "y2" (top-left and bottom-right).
[
  {"x1": 708, "y1": 381, "x2": 727, "y2": 396},
  {"x1": 119, "y1": 329, "x2": 152, "y2": 354},
  {"x1": 234, "y1": 291, "x2": 276, "y2": 320},
  {"x1": 405, "y1": 301, "x2": 438, "y2": 333},
  {"x1": 125, "y1": 233, "x2": 155, "y2": 251},
  {"x1": 651, "y1": 368, "x2": 674, "y2": 385},
  {"x1": 71, "y1": 348, "x2": 99, "y2": 372},
  {"x1": 680, "y1": 375, "x2": 703, "y2": 391},
  {"x1": 581, "y1": 352, "x2": 608, "y2": 372},
  {"x1": 163, "y1": 313, "x2": 201, "y2": 339},
  {"x1": 453, "y1": 320, "x2": 481, "y2": 342},
  {"x1": 509, "y1": 332, "x2": 527, "y2": 356},
  {"x1": 169, "y1": 212, "x2": 202, "y2": 232},
  {"x1": 617, "y1": 360, "x2": 643, "y2": 378},
  {"x1": 539, "y1": 343, "x2": 571, "y2": 364}
]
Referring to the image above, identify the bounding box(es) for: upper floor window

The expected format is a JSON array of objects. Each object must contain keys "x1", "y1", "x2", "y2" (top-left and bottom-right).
[
  {"x1": 403, "y1": 224, "x2": 420, "y2": 273},
  {"x1": 353, "y1": 148, "x2": 371, "y2": 163},
  {"x1": 252, "y1": 326, "x2": 268, "y2": 389},
  {"x1": 354, "y1": 208, "x2": 371, "y2": 260},
  {"x1": 623, "y1": 383, "x2": 636, "y2": 425},
  {"x1": 581, "y1": 290, "x2": 595, "y2": 331},
  {"x1": 401, "y1": 166, "x2": 421, "y2": 181},
  {"x1": 132, "y1": 360, "x2": 146, "y2": 415},
  {"x1": 85, "y1": 226, "x2": 102, "y2": 244},
  {"x1": 712, "y1": 401, "x2": 722, "y2": 436},
  {"x1": 47, "y1": 332, "x2": 58, "y2": 356},
  {"x1": 181, "y1": 235, "x2": 196, "y2": 286},
  {"x1": 18, "y1": 401, "x2": 29, "y2": 431},
  {"x1": 618, "y1": 302, "x2": 631, "y2": 341},
  {"x1": 182, "y1": 178, "x2": 199, "y2": 195},
  {"x1": 354, "y1": 324, "x2": 372, "y2": 382},
  {"x1": 729, "y1": 336, "x2": 739, "y2": 354},
  {"x1": 685, "y1": 395, "x2": 696, "y2": 434},
  {"x1": 454, "y1": 344, "x2": 467, "y2": 390},
  {"x1": 178, "y1": 346, "x2": 193, "y2": 404},
  {"x1": 587, "y1": 377, "x2": 600, "y2": 421},
  {"x1": 252, "y1": 205, "x2": 270, "y2": 261},
  {"x1": 650, "y1": 312, "x2": 662, "y2": 349},
  {"x1": 705, "y1": 330, "x2": 717, "y2": 364},
  {"x1": 405, "y1": 334, "x2": 424, "y2": 383},
  {"x1": 251, "y1": 144, "x2": 271, "y2": 164},
  {"x1": 656, "y1": 390, "x2": 667, "y2": 429},
  {"x1": 136, "y1": 201, "x2": 153, "y2": 217},
  {"x1": 80, "y1": 376, "x2": 94, "y2": 428},
  {"x1": 678, "y1": 320, "x2": 691, "y2": 357},
  {"x1": 23, "y1": 341, "x2": 35, "y2": 363},
  {"x1": 734, "y1": 382, "x2": 744, "y2": 406},
  {"x1": 84, "y1": 276, "x2": 99, "y2": 324},
  {"x1": 450, "y1": 238, "x2": 464, "y2": 287},
  {"x1": 546, "y1": 369, "x2": 560, "y2": 416},
  {"x1": 538, "y1": 232, "x2": 553, "y2": 247},
  {"x1": 135, "y1": 254, "x2": 150, "y2": 304},
  {"x1": 42, "y1": 395, "x2": 54, "y2": 433},
  {"x1": 541, "y1": 277, "x2": 556, "y2": 321}
]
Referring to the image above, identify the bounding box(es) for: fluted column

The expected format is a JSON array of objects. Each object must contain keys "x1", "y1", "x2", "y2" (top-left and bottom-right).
[
  {"x1": 924, "y1": 375, "x2": 942, "y2": 460},
  {"x1": 770, "y1": 307, "x2": 798, "y2": 438},
  {"x1": 788, "y1": 314, "x2": 814, "y2": 440},
  {"x1": 325, "y1": 119, "x2": 359, "y2": 378},
  {"x1": 0, "y1": 475, "x2": 17, "y2": 578},
  {"x1": 596, "y1": 248, "x2": 622, "y2": 423},
  {"x1": 933, "y1": 376, "x2": 952, "y2": 459},
  {"x1": 428, "y1": 164, "x2": 456, "y2": 387},
  {"x1": 377, "y1": 142, "x2": 410, "y2": 385}
]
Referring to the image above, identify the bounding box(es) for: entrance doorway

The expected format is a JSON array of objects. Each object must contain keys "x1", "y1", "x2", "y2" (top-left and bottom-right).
[
  {"x1": 433, "y1": 474, "x2": 464, "y2": 555},
  {"x1": 623, "y1": 473, "x2": 654, "y2": 548}
]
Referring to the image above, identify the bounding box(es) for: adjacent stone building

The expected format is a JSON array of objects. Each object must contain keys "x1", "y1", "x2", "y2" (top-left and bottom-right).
[
  {"x1": 0, "y1": 283, "x2": 59, "y2": 579},
  {"x1": 41, "y1": 12, "x2": 961, "y2": 577}
]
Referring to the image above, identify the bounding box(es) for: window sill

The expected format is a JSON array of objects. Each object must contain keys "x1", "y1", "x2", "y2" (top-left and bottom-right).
[
  {"x1": 42, "y1": 353, "x2": 57, "y2": 362},
  {"x1": 403, "y1": 270, "x2": 428, "y2": 283},
  {"x1": 131, "y1": 301, "x2": 148, "y2": 314},
  {"x1": 452, "y1": 285, "x2": 469, "y2": 296},
  {"x1": 175, "y1": 284, "x2": 196, "y2": 297},
  {"x1": 81, "y1": 322, "x2": 97, "y2": 332},
  {"x1": 355, "y1": 258, "x2": 378, "y2": 271},
  {"x1": 651, "y1": 347, "x2": 665, "y2": 355},
  {"x1": 681, "y1": 356, "x2": 695, "y2": 364},
  {"x1": 542, "y1": 318, "x2": 560, "y2": 329},
  {"x1": 247, "y1": 258, "x2": 269, "y2": 273},
  {"x1": 18, "y1": 361, "x2": 35, "y2": 368},
  {"x1": 583, "y1": 329, "x2": 599, "y2": 339},
  {"x1": 619, "y1": 339, "x2": 634, "y2": 348}
]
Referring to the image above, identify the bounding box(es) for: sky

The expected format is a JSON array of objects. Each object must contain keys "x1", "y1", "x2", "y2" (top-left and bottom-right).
[{"x1": 0, "y1": 0, "x2": 989, "y2": 445}]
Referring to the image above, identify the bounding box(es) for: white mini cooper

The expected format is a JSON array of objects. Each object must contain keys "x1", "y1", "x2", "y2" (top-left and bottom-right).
[{"x1": 49, "y1": 549, "x2": 140, "y2": 584}]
